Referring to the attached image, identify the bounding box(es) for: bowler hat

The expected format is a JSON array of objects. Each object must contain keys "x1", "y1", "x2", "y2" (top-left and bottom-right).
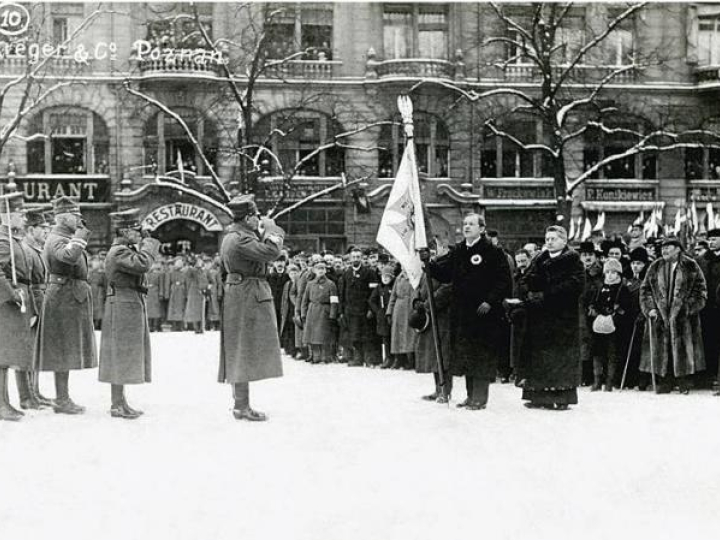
[
  {"x1": 52, "y1": 196, "x2": 81, "y2": 216},
  {"x1": 110, "y1": 208, "x2": 141, "y2": 230},
  {"x1": 227, "y1": 194, "x2": 259, "y2": 220},
  {"x1": 578, "y1": 241, "x2": 596, "y2": 254}
]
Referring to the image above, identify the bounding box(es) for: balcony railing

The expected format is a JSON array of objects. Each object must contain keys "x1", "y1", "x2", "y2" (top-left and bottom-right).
[
  {"x1": 264, "y1": 60, "x2": 342, "y2": 80},
  {"x1": 502, "y1": 63, "x2": 637, "y2": 83},
  {"x1": 368, "y1": 58, "x2": 458, "y2": 80},
  {"x1": 0, "y1": 56, "x2": 95, "y2": 74},
  {"x1": 255, "y1": 176, "x2": 344, "y2": 203},
  {"x1": 136, "y1": 53, "x2": 224, "y2": 77},
  {"x1": 696, "y1": 65, "x2": 720, "y2": 88}
]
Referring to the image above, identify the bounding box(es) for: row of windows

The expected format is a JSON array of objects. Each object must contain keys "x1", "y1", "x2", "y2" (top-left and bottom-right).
[{"x1": 19, "y1": 106, "x2": 720, "y2": 182}]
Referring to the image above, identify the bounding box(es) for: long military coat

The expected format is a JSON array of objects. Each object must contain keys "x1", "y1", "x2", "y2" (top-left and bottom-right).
[
  {"x1": 184, "y1": 266, "x2": 208, "y2": 324},
  {"x1": 387, "y1": 271, "x2": 417, "y2": 354},
  {"x1": 166, "y1": 269, "x2": 187, "y2": 322},
  {"x1": 219, "y1": 221, "x2": 285, "y2": 384},
  {"x1": 99, "y1": 237, "x2": 160, "y2": 385},
  {"x1": 89, "y1": 268, "x2": 106, "y2": 322},
  {"x1": 35, "y1": 224, "x2": 97, "y2": 372},
  {"x1": 22, "y1": 239, "x2": 47, "y2": 326},
  {"x1": 206, "y1": 268, "x2": 222, "y2": 322},
  {"x1": 0, "y1": 226, "x2": 34, "y2": 370},
  {"x1": 301, "y1": 275, "x2": 338, "y2": 345},
  {"x1": 427, "y1": 236, "x2": 513, "y2": 380},
  {"x1": 145, "y1": 269, "x2": 164, "y2": 319},
  {"x1": 640, "y1": 254, "x2": 707, "y2": 377}
]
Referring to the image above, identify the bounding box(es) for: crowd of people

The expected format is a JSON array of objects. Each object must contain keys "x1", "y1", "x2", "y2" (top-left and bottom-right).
[{"x1": 2, "y1": 188, "x2": 719, "y2": 422}]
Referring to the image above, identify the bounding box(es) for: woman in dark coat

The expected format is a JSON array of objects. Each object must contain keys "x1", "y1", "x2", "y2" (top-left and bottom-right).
[{"x1": 519, "y1": 226, "x2": 585, "y2": 410}]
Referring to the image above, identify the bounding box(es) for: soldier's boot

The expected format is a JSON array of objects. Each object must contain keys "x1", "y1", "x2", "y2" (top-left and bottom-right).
[
  {"x1": 16, "y1": 370, "x2": 41, "y2": 410},
  {"x1": 436, "y1": 373, "x2": 453, "y2": 404},
  {"x1": 110, "y1": 385, "x2": 140, "y2": 419},
  {"x1": 422, "y1": 373, "x2": 440, "y2": 401},
  {"x1": 604, "y1": 362, "x2": 616, "y2": 392},
  {"x1": 0, "y1": 368, "x2": 22, "y2": 422},
  {"x1": 53, "y1": 371, "x2": 85, "y2": 415},
  {"x1": 591, "y1": 358, "x2": 603, "y2": 391},
  {"x1": 3, "y1": 373, "x2": 24, "y2": 416},
  {"x1": 232, "y1": 382, "x2": 267, "y2": 422},
  {"x1": 32, "y1": 372, "x2": 54, "y2": 408},
  {"x1": 457, "y1": 376, "x2": 474, "y2": 408}
]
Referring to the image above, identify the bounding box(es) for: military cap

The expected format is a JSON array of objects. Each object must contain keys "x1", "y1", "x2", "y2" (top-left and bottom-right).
[
  {"x1": 110, "y1": 208, "x2": 142, "y2": 230},
  {"x1": 25, "y1": 209, "x2": 50, "y2": 227},
  {"x1": 661, "y1": 237, "x2": 684, "y2": 250},
  {"x1": 53, "y1": 195, "x2": 81, "y2": 216},
  {"x1": 227, "y1": 194, "x2": 259, "y2": 220},
  {"x1": 0, "y1": 191, "x2": 24, "y2": 214},
  {"x1": 707, "y1": 228, "x2": 720, "y2": 238}
]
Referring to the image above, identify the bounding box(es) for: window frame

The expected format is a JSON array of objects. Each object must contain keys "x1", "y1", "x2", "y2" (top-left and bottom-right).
[
  {"x1": 264, "y1": 3, "x2": 334, "y2": 60},
  {"x1": 382, "y1": 3, "x2": 449, "y2": 60}
]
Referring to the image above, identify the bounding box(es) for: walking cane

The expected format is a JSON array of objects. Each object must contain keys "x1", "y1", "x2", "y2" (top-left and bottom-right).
[
  {"x1": 620, "y1": 321, "x2": 639, "y2": 391},
  {"x1": 648, "y1": 318, "x2": 658, "y2": 393},
  {"x1": 4, "y1": 195, "x2": 26, "y2": 314},
  {"x1": 379, "y1": 291, "x2": 387, "y2": 364}
]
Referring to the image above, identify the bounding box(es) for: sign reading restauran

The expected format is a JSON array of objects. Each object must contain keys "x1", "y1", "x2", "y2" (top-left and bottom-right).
[
  {"x1": 142, "y1": 203, "x2": 223, "y2": 232},
  {"x1": 0, "y1": 177, "x2": 111, "y2": 203}
]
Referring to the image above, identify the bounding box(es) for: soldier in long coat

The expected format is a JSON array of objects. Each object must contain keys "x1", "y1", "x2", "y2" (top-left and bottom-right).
[
  {"x1": 640, "y1": 237, "x2": 707, "y2": 394},
  {"x1": 0, "y1": 193, "x2": 35, "y2": 421},
  {"x1": 146, "y1": 261, "x2": 164, "y2": 332},
  {"x1": 339, "y1": 247, "x2": 380, "y2": 367},
  {"x1": 89, "y1": 257, "x2": 106, "y2": 330},
  {"x1": 166, "y1": 257, "x2": 187, "y2": 330},
  {"x1": 19, "y1": 209, "x2": 53, "y2": 409},
  {"x1": 219, "y1": 194, "x2": 284, "y2": 422},
  {"x1": 184, "y1": 257, "x2": 208, "y2": 333},
  {"x1": 34, "y1": 196, "x2": 96, "y2": 415},
  {"x1": 424, "y1": 214, "x2": 512, "y2": 410},
  {"x1": 300, "y1": 261, "x2": 339, "y2": 363},
  {"x1": 99, "y1": 209, "x2": 161, "y2": 419},
  {"x1": 387, "y1": 270, "x2": 417, "y2": 369}
]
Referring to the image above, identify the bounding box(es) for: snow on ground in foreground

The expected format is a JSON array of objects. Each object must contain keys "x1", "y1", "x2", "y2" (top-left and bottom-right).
[{"x1": 1, "y1": 331, "x2": 719, "y2": 540}]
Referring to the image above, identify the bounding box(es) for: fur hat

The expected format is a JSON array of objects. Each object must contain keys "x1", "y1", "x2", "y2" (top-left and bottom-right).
[{"x1": 603, "y1": 258, "x2": 623, "y2": 275}]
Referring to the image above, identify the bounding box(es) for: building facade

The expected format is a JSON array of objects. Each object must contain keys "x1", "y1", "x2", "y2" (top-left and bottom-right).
[{"x1": 1, "y1": 2, "x2": 720, "y2": 252}]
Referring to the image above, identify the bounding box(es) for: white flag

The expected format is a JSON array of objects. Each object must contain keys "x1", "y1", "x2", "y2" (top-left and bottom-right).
[
  {"x1": 707, "y1": 203, "x2": 715, "y2": 231},
  {"x1": 593, "y1": 212, "x2": 606, "y2": 232},
  {"x1": 581, "y1": 216, "x2": 593, "y2": 241},
  {"x1": 376, "y1": 97, "x2": 428, "y2": 289}
]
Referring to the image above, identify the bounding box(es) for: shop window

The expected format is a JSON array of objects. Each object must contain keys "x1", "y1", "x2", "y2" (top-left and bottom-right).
[
  {"x1": 383, "y1": 4, "x2": 448, "y2": 60},
  {"x1": 378, "y1": 112, "x2": 449, "y2": 178},
  {"x1": 685, "y1": 147, "x2": 720, "y2": 180},
  {"x1": 480, "y1": 119, "x2": 545, "y2": 178},
  {"x1": 264, "y1": 3, "x2": 333, "y2": 60},
  {"x1": 25, "y1": 107, "x2": 109, "y2": 175},
  {"x1": 143, "y1": 108, "x2": 218, "y2": 177},
  {"x1": 146, "y1": 2, "x2": 213, "y2": 49},
  {"x1": 252, "y1": 111, "x2": 344, "y2": 177}
]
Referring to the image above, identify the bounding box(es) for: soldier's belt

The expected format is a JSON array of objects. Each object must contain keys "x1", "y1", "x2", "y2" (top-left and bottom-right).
[
  {"x1": 107, "y1": 283, "x2": 149, "y2": 296},
  {"x1": 225, "y1": 272, "x2": 266, "y2": 284},
  {"x1": 48, "y1": 274, "x2": 88, "y2": 285}
]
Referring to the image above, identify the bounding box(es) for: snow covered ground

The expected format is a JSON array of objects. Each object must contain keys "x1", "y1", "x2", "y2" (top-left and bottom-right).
[{"x1": 2, "y1": 331, "x2": 719, "y2": 540}]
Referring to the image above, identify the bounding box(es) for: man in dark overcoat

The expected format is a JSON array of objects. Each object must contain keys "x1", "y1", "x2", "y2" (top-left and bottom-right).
[
  {"x1": 219, "y1": 194, "x2": 285, "y2": 422},
  {"x1": 339, "y1": 246, "x2": 380, "y2": 367},
  {"x1": 697, "y1": 228, "x2": 720, "y2": 389},
  {"x1": 20, "y1": 209, "x2": 53, "y2": 408},
  {"x1": 422, "y1": 213, "x2": 512, "y2": 410},
  {"x1": 34, "y1": 195, "x2": 96, "y2": 415},
  {"x1": 99, "y1": 209, "x2": 161, "y2": 419},
  {"x1": 0, "y1": 193, "x2": 34, "y2": 421},
  {"x1": 640, "y1": 237, "x2": 707, "y2": 394}
]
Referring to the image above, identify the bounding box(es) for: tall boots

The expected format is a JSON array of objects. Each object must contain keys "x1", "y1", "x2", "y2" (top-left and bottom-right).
[
  {"x1": 457, "y1": 376, "x2": 474, "y2": 408},
  {"x1": 110, "y1": 384, "x2": 142, "y2": 419},
  {"x1": 0, "y1": 368, "x2": 23, "y2": 422},
  {"x1": 53, "y1": 371, "x2": 85, "y2": 415},
  {"x1": 16, "y1": 370, "x2": 44, "y2": 410},
  {"x1": 232, "y1": 382, "x2": 267, "y2": 421}
]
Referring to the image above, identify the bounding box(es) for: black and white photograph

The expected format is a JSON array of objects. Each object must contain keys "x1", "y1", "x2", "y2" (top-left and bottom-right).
[{"x1": 1, "y1": 1, "x2": 720, "y2": 538}]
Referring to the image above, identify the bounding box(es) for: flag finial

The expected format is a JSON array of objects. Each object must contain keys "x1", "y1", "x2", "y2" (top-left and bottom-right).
[{"x1": 398, "y1": 95, "x2": 414, "y2": 138}]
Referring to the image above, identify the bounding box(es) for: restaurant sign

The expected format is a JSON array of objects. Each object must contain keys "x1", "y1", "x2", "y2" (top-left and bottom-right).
[
  {"x1": 141, "y1": 203, "x2": 223, "y2": 232},
  {"x1": 0, "y1": 176, "x2": 110, "y2": 203}
]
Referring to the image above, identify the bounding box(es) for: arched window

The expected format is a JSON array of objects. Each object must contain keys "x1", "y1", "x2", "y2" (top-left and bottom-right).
[
  {"x1": 143, "y1": 108, "x2": 218, "y2": 176},
  {"x1": 26, "y1": 107, "x2": 109, "y2": 175},
  {"x1": 252, "y1": 110, "x2": 344, "y2": 177},
  {"x1": 378, "y1": 112, "x2": 449, "y2": 178}
]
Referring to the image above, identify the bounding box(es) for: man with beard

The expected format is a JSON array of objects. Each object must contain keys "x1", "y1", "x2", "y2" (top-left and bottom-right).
[
  {"x1": 19, "y1": 209, "x2": 54, "y2": 408},
  {"x1": 219, "y1": 194, "x2": 284, "y2": 421},
  {"x1": 421, "y1": 213, "x2": 512, "y2": 410},
  {"x1": 34, "y1": 196, "x2": 96, "y2": 415}
]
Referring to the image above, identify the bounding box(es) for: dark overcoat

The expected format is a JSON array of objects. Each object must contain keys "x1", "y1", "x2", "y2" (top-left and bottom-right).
[
  {"x1": 89, "y1": 268, "x2": 106, "y2": 321},
  {"x1": 520, "y1": 248, "x2": 585, "y2": 391},
  {"x1": 368, "y1": 282, "x2": 392, "y2": 337},
  {"x1": 339, "y1": 265, "x2": 377, "y2": 343},
  {"x1": 301, "y1": 275, "x2": 339, "y2": 345},
  {"x1": 166, "y1": 269, "x2": 187, "y2": 322},
  {"x1": 99, "y1": 237, "x2": 160, "y2": 385},
  {"x1": 426, "y1": 236, "x2": 513, "y2": 380},
  {"x1": 184, "y1": 266, "x2": 208, "y2": 324},
  {"x1": 639, "y1": 254, "x2": 707, "y2": 377},
  {"x1": 387, "y1": 272, "x2": 417, "y2": 354},
  {"x1": 413, "y1": 275, "x2": 452, "y2": 374},
  {"x1": 146, "y1": 270, "x2": 164, "y2": 320},
  {"x1": 35, "y1": 224, "x2": 97, "y2": 372},
  {"x1": 269, "y1": 270, "x2": 290, "y2": 329},
  {"x1": 219, "y1": 221, "x2": 285, "y2": 384},
  {"x1": 206, "y1": 268, "x2": 222, "y2": 322},
  {"x1": 0, "y1": 226, "x2": 34, "y2": 370},
  {"x1": 289, "y1": 278, "x2": 304, "y2": 349},
  {"x1": 21, "y1": 239, "x2": 47, "y2": 325}
]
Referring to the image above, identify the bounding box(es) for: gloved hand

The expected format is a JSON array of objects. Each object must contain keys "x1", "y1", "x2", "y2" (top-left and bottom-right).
[
  {"x1": 476, "y1": 302, "x2": 491, "y2": 316},
  {"x1": 74, "y1": 226, "x2": 91, "y2": 242}
]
